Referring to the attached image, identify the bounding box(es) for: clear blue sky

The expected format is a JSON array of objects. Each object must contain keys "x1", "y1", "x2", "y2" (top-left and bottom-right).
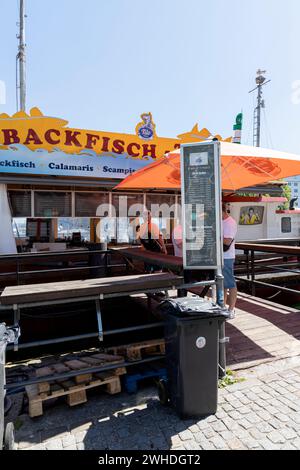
[{"x1": 1, "y1": 0, "x2": 300, "y2": 153}]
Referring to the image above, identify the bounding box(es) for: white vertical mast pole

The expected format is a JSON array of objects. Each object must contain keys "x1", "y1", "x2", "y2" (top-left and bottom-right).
[{"x1": 18, "y1": 0, "x2": 26, "y2": 111}]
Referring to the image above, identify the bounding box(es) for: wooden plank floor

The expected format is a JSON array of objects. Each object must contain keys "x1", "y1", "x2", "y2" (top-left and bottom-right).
[{"x1": 227, "y1": 292, "x2": 300, "y2": 370}]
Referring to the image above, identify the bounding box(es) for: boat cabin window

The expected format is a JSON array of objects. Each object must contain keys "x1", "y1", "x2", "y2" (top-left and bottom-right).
[
  {"x1": 7, "y1": 188, "x2": 180, "y2": 247},
  {"x1": 57, "y1": 217, "x2": 90, "y2": 242},
  {"x1": 281, "y1": 217, "x2": 292, "y2": 234},
  {"x1": 34, "y1": 191, "x2": 72, "y2": 217},
  {"x1": 12, "y1": 218, "x2": 27, "y2": 237},
  {"x1": 8, "y1": 190, "x2": 31, "y2": 217},
  {"x1": 111, "y1": 194, "x2": 144, "y2": 243},
  {"x1": 75, "y1": 192, "x2": 109, "y2": 217},
  {"x1": 146, "y1": 194, "x2": 176, "y2": 241}
]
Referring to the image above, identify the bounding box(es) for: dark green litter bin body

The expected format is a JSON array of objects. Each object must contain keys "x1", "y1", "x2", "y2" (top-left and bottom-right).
[{"x1": 161, "y1": 298, "x2": 227, "y2": 418}]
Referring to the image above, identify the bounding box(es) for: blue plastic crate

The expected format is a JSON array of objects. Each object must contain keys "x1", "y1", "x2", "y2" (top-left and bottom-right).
[{"x1": 124, "y1": 366, "x2": 167, "y2": 394}]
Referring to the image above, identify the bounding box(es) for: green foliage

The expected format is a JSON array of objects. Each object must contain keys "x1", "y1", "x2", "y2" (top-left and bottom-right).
[
  {"x1": 218, "y1": 369, "x2": 246, "y2": 388},
  {"x1": 238, "y1": 192, "x2": 258, "y2": 197},
  {"x1": 278, "y1": 184, "x2": 292, "y2": 210},
  {"x1": 238, "y1": 192, "x2": 270, "y2": 198},
  {"x1": 238, "y1": 183, "x2": 291, "y2": 210}
]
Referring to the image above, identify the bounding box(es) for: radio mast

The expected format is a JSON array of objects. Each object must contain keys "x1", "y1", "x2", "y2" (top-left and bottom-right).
[
  {"x1": 249, "y1": 70, "x2": 271, "y2": 147},
  {"x1": 16, "y1": 0, "x2": 26, "y2": 111}
]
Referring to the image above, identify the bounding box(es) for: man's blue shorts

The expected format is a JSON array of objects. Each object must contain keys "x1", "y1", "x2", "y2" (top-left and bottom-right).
[{"x1": 223, "y1": 258, "x2": 236, "y2": 289}]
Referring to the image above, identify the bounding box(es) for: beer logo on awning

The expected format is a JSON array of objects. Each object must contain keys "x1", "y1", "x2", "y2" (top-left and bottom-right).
[{"x1": 136, "y1": 112, "x2": 156, "y2": 140}]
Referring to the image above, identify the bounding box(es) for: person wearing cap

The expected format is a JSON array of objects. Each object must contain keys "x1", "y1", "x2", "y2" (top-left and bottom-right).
[{"x1": 222, "y1": 203, "x2": 238, "y2": 319}]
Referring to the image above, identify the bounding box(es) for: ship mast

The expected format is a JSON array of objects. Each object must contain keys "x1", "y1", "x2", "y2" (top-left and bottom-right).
[
  {"x1": 17, "y1": 0, "x2": 26, "y2": 111},
  {"x1": 249, "y1": 70, "x2": 270, "y2": 147}
]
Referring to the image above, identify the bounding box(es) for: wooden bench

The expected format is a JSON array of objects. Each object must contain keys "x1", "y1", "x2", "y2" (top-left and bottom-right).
[{"x1": 0, "y1": 273, "x2": 183, "y2": 350}]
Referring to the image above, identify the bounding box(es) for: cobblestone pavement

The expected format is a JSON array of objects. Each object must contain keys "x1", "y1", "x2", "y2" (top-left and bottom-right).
[{"x1": 12, "y1": 355, "x2": 300, "y2": 450}]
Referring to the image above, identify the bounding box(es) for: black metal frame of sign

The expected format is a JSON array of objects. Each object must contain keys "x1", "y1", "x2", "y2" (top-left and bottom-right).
[{"x1": 181, "y1": 141, "x2": 223, "y2": 270}]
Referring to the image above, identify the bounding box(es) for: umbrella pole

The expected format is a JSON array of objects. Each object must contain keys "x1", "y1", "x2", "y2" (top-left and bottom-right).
[{"x1": 216, "y1": 268, "x2": 227, "y2": 379}]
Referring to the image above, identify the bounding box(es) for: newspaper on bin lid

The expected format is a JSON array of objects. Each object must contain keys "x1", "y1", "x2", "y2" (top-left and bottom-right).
[
  {"x1": 159, "y1": 297, "x2": 225, "y2": 317},
  {"x1": 0, "y1": 323, "x2": 20, "y2": 344}
]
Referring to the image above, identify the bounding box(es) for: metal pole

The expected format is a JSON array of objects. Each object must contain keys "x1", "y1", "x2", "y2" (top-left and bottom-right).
[
  {"x1": 216, "y1": 268, "x2": 226, "y2": 379},
  {"x1": 250, "y1": 70, "x2": 270, "y2": 148},
  {"x1": 255, "y1": 84, "x2": 262, "y2": 147},
  {"x1": 251, "y1": 249, "x2": 256, "y2": 296},
  {"x1": 215, "y1": 142, "x2": 227, "y2": 379},
  {"x1": 246, "y1": 249, "x2": 250, "y2": 280},
  {"x1": 18, "y1": 0, "x2": 26, "y2": 111},
  {"x1": 215, "y1": 269, "x2": 224, "y2": 308}
]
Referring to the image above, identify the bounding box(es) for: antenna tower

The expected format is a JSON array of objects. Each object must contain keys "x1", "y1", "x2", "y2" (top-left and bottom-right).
[{"x1": 249, "y1": 69, "x2": 271, "y2": 147}]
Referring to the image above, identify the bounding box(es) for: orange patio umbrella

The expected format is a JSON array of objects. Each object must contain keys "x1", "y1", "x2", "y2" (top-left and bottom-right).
[{"x1": 115, "y1": 142, "x2": 300, "y2": 191}]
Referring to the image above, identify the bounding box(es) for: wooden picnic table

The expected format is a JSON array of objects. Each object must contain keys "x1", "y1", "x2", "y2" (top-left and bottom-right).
[
  {"x1": 0, "y1": 272, "x2": 184, "y2": 350},
  {"x1": 0, "y1": 272, "x2": 183, "y2": 306}
]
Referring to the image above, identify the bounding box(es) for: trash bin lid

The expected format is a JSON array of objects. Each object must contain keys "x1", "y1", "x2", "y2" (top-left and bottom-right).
[{"x1": 159, "y1": 297, "x2": 228, "y2": 318}]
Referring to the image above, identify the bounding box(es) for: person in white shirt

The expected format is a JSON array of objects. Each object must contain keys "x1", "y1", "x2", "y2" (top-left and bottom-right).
[
  {"x1": 222, "y1": 203, "x2": 238, "y2": 319},
  {"x1": 99, "y1": 211, "x2": 115, "y2": 243}
]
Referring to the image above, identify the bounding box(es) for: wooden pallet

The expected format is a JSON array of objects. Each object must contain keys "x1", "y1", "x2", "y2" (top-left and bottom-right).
[
  {"x1": 107, "y1": 339, "x2": 165, "y2": 362},
  {"x1": 26, "y1": 371, "x2": 122, "y2": 418},
  {"x1": 26, "y1": 352, "x2": 126, "y2": 417},
  {"x1": 33, "y1": 353, "x2": 125, "y2": 393}
]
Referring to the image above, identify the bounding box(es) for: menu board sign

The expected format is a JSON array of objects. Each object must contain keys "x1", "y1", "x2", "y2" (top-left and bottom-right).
[{"x1": 181, "y1": 141, "x2": 222, "y2": 269}]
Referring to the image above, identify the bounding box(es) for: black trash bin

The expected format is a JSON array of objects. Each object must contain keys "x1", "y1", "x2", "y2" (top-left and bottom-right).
[{"x1": 158, "y1": 297, "x2": 228, "y2": 419}]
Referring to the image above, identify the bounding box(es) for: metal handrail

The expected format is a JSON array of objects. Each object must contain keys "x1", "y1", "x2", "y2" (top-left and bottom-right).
[
  {"x1": 6, "y1": 322, "x2": 163, "y2": 350},
  {"x1": 0, "y1": 263, "x2": 126, "y2": 278},
  {"x1": 5, "y1": 355, "x2": 165, "y2": 391},
  {"x1": 0, "y1": 249, "x2": 108, "y2": 260},
  {"x1": 236, "y1": 241, "x2": 300, "y2": 297},
  {"x1": 0, "y1": 249, "x2": 127, "y2": 285},
  {"x1": 236, "y1": 242, "x2": 300, "y2": 255},
  {"x1": 237, "y1": 237, "x2": 300, "y2": 245}
]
